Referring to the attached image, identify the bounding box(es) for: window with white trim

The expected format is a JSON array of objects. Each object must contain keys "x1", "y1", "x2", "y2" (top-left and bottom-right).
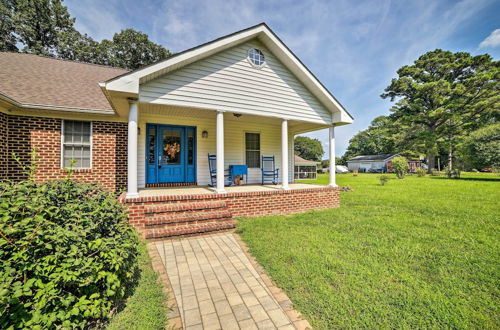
[
  {"x1": 245, "y1": 132, "x2": 260, "y2": 168},
  {"x1": 247, "y1": 48, "x2": 265, "y2": 67},
  {"x1": 62, "y1": 120, "x2": 91, "y2": 168}
]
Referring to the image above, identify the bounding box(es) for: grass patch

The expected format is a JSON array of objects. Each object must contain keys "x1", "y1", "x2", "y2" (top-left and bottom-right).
[
  {"x1": 107, "y1": 241, "x2": 167, "y2": 330},
  {"x1": 237, "y1": 173, "x2": 500, "y2": 329}
]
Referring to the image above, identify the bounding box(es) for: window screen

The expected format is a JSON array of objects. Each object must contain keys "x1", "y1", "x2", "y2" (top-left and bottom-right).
[
  {"x1": 62, "y1": 121, "x2": 91, "y2": 168},
  {"x1": 245, "y1": 132, "x2": 260, "y2": 168}
]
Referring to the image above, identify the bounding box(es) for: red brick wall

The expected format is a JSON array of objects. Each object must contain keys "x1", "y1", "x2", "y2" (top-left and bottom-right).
[
  {"x1": 1, "y1": 114, "x2": 127, "y2": 191},
  {"x1": 121, "y1": 187, "x2": 340, "y2": 235},
  {"x1": 0, "y1": 112, "x2": 7, "y2": 181}
]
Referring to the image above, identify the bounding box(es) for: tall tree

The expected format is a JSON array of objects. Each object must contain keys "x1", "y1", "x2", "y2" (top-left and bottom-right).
[
  {"x1": 0, "y1": 0, "x2": 17, "y2": 51},
  {"x1": 13, "y1": 0, "x2": 75, "y2": 55},
  {"x1": 381, "y1": 50, "x2": 499, "y2": 173},
  {"x1": 56, "y1": 29, "x2": 105, "y2": 64},
  {"x1": 460, "y1": 123, "x2": 500, "y2": 170},
  {"x1": 342, "y1": 115, "x2": 401, "y2": 161},
  {"x1": 294, "y1": 136, "x2": 324, "y2": 161},
  {"x1": 101, "y1": 29, "x2": 172, "y2": 70},
  {"x1": 0, "y1": 0, "x2": 172, "y2": 69}
]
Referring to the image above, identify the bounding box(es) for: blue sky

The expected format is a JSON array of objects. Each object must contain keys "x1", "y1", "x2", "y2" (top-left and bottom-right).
[{"x1": 67, "y1": 0, "x2": 500, "y2": 157}]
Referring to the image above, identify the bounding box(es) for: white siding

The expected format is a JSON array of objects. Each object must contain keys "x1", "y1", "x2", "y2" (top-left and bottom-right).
[
  {"x1": 139, "y1": 40, "x2": 332, "y2": 125},
  {"x1": 137, "y1": 107, "x2": 294, "y2": 187},
  {"x1": 347, "y1": 160, "x2": 386, "y2": 171}
]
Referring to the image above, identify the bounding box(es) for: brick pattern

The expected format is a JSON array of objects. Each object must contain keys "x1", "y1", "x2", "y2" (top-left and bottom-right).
[
  {"x1": 121, "y1": 187, "x2": 340, "y2": 238},
  {"x1": 144, "y1": 200, "x2": 236, "y2": 239},
  {"x1": 0, "y1": 112, "x2": 7, "y2": 181},
  {"x1": 153, "y1": 233, "x2": 297, "y2": 329},
  {"x1": 146, "y1": 182, "x2": 197, "y2": 188},
  {"x1": 0, "y1": 114, "x2": 127, "y2": 191}
]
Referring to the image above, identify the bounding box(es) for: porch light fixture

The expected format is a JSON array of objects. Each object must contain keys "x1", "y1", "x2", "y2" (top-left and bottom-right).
[
  {"x1": 202, "y1": 130, "x2": 208, "y2": 138},
  {"x1": 233, "y1": 113, "x2": 242, "y2": 118}
]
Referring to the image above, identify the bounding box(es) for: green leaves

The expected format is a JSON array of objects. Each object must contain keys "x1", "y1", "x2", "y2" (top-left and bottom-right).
[
  {"x1": 294, "y1": 136, "x2": 324, "y2": 161},
  {"x1": 392, "y1": 157, "x2": 410, "y2": 179},
  {"x1": 0, "y1": 179, "x2": 139, "y2": 328},
  {"x1": 379, "y1": 49, "x2": 499, "y2": 172}
]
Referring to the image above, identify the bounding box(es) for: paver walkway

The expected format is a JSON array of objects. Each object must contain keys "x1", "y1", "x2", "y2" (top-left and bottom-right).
[{"x1": 153, "y1": 233, "x2": 297, "y2": 329}]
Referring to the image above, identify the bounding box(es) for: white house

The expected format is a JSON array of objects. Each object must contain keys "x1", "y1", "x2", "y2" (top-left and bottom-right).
[
  {"x1": 100, "y1": 23, "x2": 353, "y2": 196},
  {"x1": 347, "y1": 154, "x2": 399, "y2": 172},
  {"x1": 0, "y1": 23, "x2": 353, "y2": 238}
]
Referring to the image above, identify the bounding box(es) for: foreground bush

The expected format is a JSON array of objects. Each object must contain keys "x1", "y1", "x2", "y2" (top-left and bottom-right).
[
  {"x1": 392, "y1": 157, "x2": 409, "y2": 179},
  {"x1": 0, "y1": 178, "x2": 139, "y2": 329},
  {"x1": 416, "y1": 167, "x2": 426, "y2": 177},
  {"x1": 378, "y1": 174, "x2": 390, "y2": 186}
]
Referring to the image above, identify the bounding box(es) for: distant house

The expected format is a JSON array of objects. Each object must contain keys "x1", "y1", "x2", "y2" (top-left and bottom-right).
[
  {"x1": 294, "y1": 155, "x2": 319, "y2": 180},
  {"x1": 347, "y1": 154, "x2": 399, "y2": 172},
  {"x1": 348, "y1": 154, "x2": 424, "y2": 173}
]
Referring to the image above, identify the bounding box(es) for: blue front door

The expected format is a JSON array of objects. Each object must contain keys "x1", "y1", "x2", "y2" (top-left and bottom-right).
[{"x1": 146, "y1": 124, "x2": 196, "y2": 184}]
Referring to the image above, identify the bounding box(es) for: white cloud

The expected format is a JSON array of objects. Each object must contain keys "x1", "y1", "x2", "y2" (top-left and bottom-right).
[
  {"x1": 479, "y1": 29, "x2": 500, "y2": 48},
  {"x1": 67, "y1": 0, "x2": 125, "y2": 41}
]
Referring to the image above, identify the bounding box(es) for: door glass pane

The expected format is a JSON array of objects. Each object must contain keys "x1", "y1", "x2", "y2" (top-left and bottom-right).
[
  {"x1": 148, "y1": 127, "x2": 156, "y2": 165},
  {"x1": 187, "y1": 130, "x2": 194, "y2": 165},
  {"x1": 162, "y1": 130, "x2": 181, "y2": 164}
]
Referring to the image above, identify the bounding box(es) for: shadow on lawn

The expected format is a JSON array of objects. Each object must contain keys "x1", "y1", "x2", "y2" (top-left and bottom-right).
[{"x1": 430, "y1": 176, "x2": 500, "y2": 182}]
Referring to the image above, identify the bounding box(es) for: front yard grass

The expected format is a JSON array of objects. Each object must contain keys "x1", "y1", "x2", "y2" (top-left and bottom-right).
[
  {"x1": 237, "y1": 173, "x2": 500, "y2": 328},
  {"x1": 107, "y1": 241, "x2": 167, "y2": 330}
]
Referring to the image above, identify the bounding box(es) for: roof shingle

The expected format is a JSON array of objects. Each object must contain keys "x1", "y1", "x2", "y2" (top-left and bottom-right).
[
  {"x1": 348, "y1": 154, "x2": 397, "y2": 161},
  {"x1": 0, "y1": 52, "x2": 128, "y2": 112}
]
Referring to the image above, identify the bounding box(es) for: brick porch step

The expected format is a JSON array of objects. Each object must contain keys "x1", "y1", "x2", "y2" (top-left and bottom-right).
[
  {"x1": 143, "y1": 200, "x2": 235, "y2": 239},
  {"x1": 146, "y1": 209, "x2": 233, "y2": 226},
  {"x1": 144, "y1": 219, "x2": 236, "y2": 239},
  {"x1": 144, "y1": 200, "x2": 227, "y2": 214}
]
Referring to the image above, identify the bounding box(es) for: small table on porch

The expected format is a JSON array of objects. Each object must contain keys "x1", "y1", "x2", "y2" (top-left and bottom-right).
[{"x1": 229, "y1": 165, "x2": 248, "y2": 185}]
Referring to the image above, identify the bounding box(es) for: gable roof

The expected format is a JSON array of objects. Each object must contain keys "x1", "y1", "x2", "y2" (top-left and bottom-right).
[
  {"x1": 102, "y1": 23, "x2": 353, "y2": 124},
  {"x1": 294, "y1": 155, "x2": 319, "y2": 165},
  {"x1": 348, "y1": 154, "x2": 399, "y2": 162},
  {"x1": 0, "y1": 52, "x2": 128, "y2": 114}
]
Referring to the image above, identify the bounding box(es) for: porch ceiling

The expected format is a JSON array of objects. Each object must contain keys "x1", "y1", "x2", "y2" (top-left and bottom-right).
[{"x1": 139, "y1": 103, "x2": 328, "y2": 132}]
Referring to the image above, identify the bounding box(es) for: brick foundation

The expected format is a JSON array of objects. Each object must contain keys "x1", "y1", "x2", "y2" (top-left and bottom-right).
[
  {"x1": 120, "y1": 186, "x2": 340, "y2": 237},
  {"x1": 0, "y1": 113, "x2": 127, "y2": 191}
]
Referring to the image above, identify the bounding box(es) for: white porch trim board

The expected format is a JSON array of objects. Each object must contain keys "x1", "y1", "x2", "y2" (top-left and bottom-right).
[
  {"x1": 126, "y1": 100, "x2": 139, "y2": 198},
  {"x1": 281, "y1": 119, "x2": 289, "y2": 189},
  {"x1": 329, "y1": 126, "x2": 337, "y2": 187},
  {"x1": 216, "y1": 111, "x2": 226, "y2": 193}
]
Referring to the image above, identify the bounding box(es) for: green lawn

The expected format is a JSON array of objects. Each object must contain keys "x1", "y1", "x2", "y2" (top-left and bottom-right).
[
  {"x1": 237, "y1": 173, "x2": 500, "y2": 329},
  {"x1": 107, "y1": 241, "x2": 167, "y2": 330}
]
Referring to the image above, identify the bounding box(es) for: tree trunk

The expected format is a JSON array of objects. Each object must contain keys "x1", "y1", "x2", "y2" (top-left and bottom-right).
[
  {"x1": 427, "y1": 154, "x2": 435, "y2": 174},
  {"x1": 448, "y1": 144, "x2": 453, "y2": 172}
]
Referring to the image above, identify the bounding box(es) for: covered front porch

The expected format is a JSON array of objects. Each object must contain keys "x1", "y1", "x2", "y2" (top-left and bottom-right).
[
  {"x1": 124, "y1": 102, "x2": 339, "y2": 198},
  {"x1": 101, "y1": 24, "x2": 352, "y2": 238}
]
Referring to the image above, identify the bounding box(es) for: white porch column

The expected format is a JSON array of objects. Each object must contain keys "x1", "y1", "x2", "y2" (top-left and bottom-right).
[
  {"x1": 216, "y1": 111, "x2": 226, "y2": 193},
  {"x1": 329, "y1": 126, "x2": 337, "y2": 187},
  {"x1": 281, "y1": 119, "x2": 289, "y2": 190},
  {"x1": 126, "y1": 99, "x2": 139, "y2": 198}
]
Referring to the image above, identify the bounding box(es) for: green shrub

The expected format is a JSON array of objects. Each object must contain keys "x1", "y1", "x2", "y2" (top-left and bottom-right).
[
  {"x1": 378, "y1": 175, "x2": 390, "y2": 186},
  {"x1": 392, "y1": 157, "x2": 409, "y2": 179},
  {"x1": 416, "y1": 167, "x2": 426, "y2": 177},
  {"x1": 0, "y1": 178, "x2": 139, "y2": 329}
]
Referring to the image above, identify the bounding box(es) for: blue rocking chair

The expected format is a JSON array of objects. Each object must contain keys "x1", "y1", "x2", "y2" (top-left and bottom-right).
[
  {"x1": 261, "y1": 156, "x2": 279, "y2": 185},
  {"x1": 208, "y1": 154, "x2": 231, "y2": 187}
]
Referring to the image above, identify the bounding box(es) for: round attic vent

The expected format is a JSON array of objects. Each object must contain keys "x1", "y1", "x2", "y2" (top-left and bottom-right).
[{"x1": 247, "y1": 48, "x2": 265, "y2": 68}]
